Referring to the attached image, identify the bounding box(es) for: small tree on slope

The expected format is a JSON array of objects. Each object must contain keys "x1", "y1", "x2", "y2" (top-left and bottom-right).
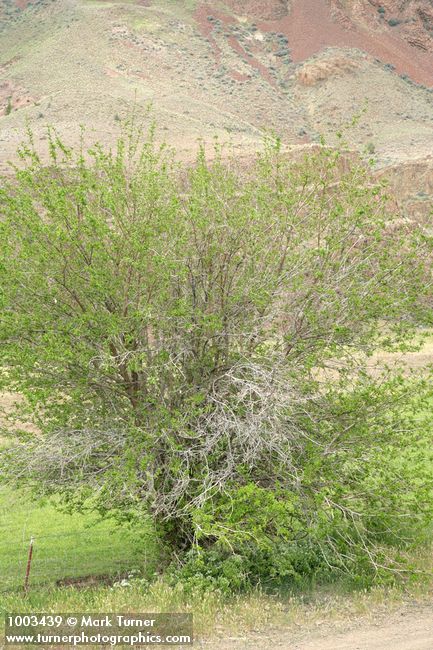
[{"x1": 0, "y1": 122, "x2": 432, "y2": 580}]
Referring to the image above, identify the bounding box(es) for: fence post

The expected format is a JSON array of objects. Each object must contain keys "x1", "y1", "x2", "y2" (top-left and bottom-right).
[{"x1": 23, "y1": 536, "x2": 34, "y2": 595}]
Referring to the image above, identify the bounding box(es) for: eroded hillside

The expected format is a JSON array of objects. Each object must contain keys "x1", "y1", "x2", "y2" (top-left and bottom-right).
[{"x1": 0, "y1": 0, "x2": 432, "y2": 214}]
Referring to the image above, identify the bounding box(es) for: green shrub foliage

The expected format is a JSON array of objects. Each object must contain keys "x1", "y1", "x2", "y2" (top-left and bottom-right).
[{"x1": 1, "y1": 120, "x2": 432, "y2": 585}]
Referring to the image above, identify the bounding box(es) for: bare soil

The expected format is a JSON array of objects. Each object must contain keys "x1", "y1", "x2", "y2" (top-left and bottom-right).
[{"x1": 198, "y1": 604, "x2": 433, "y2": 649}]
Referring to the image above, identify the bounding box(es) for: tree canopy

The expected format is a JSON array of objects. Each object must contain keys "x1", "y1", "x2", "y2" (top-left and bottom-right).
[{"x1": 1, "y1": 122, "x2": 432, "y2": 585}]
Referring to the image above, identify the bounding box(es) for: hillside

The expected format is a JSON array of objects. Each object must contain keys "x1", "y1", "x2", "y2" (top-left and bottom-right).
[{"x1": 0, "y1": 0, "x2": 433, "y2": 214}]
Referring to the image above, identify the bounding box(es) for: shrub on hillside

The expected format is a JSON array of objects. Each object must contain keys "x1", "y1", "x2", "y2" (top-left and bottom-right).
[{"x1": 0, "y1": 119, "x2": 432, "y2": 587}]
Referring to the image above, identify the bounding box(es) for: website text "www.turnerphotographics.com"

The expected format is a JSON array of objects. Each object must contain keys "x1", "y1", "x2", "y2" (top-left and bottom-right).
[{"x1": 4, "y1": 613, "x2": 193, "y2": 646}]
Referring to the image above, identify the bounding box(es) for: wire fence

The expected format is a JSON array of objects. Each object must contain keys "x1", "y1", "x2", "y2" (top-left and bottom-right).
[
  {"x1": 0, "y1": 496, "x2": 152, "y2": 595},
  {"x1": 0, "y1": 531, "x2": 147, "y2": 595}
]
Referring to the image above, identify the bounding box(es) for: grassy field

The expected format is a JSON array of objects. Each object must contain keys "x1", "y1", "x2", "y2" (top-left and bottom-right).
[{"x1": 0, "y1": 487, "x2": 158, "y2": 595}]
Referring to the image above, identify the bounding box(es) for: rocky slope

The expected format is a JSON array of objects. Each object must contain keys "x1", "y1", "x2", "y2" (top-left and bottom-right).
[
  {"x1": 0, "y1": 0, "x2": 432, "y2": 216},
  {"x1": 334, "y1": 0, "x2": 433, "y2": 53}
]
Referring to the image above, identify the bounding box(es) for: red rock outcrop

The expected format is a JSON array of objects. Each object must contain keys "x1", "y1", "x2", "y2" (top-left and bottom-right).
[{"x1": 333, "y1": 0, "x2": 433, "y2": 54}]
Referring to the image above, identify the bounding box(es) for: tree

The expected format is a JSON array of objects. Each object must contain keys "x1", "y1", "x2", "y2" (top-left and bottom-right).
[{"x1": 0, "y1": 121, "x2": 431, "y2": 576}]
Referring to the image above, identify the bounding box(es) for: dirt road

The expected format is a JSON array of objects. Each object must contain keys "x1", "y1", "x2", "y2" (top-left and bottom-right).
[
  {"x1": 198, "y1": 605, "x2": 433, "y2": 650},
  {"x1": 294, "y1": 608, "x2": 433, "y2": 650}
]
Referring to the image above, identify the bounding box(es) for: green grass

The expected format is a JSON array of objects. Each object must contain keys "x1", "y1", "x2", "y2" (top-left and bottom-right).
[
  {"x1": 0, "y1": 559, "x2": 432, "y2": 638},
  {"x1": 0, "y1": 488, "x2": 158, "y2": 594}
]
